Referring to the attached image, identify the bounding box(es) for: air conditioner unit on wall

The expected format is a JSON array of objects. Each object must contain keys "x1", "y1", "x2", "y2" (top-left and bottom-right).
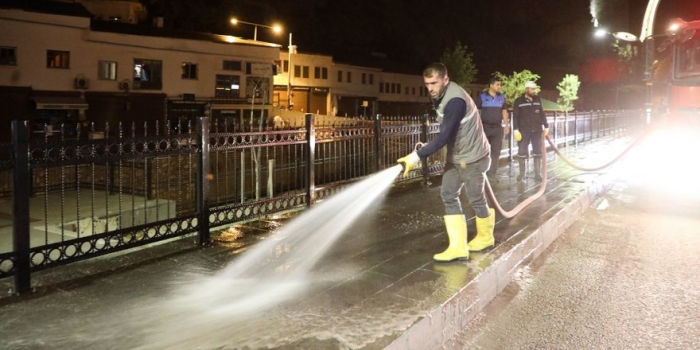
[
  {"x1": 119, "y1": 79, "x2": 131, "y2": 91},
  {"x1": 74, "y1": 76, "x2": 89, "y2": 89}
]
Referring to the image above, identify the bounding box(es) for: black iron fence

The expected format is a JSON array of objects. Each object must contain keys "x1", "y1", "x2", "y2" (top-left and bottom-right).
[{"x1": 0, "y1": 110, "x2": 643, "y2": 293}]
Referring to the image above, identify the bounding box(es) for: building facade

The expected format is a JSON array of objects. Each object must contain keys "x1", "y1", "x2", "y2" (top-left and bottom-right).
[
  {"x1": 1, "y1": 1, "x2": 560, "y2": 141},
  {"x1": 0, "y1": 3, "x2": 279, "y2": 140},
  {"x1": 273, "y1": 52, "x2": 432, "y2": 117}
]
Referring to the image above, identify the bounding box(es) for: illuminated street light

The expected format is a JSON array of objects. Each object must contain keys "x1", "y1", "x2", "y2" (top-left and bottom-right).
[
  {"x1": 612, "y1": 32, "x2": 638, "y2": 42},
  {"x1": 595, "y1": 28, "x2": 608, "y2": 38},
  {"x1": 595, "y1": 29, "x2": 639, "y2": 42},
  {"x1": 230, "y1": 17, "x2": 282, "y2": 41},
  {"x1": 667, "y1": 18, "x2": 688, "y2": 35}
]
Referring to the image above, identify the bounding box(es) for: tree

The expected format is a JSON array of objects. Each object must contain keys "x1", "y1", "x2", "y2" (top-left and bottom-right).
[
  {"x1": 493, "y1": 70, "x2": 541, "y2": 106},
  {"x1": 556, "y1": 74, "x2": 580, "y2": 112},
  {"x1": 440, "y1": 41, "x2": 478, "y2": 87},
  {"x1": 247, "y1": 77, "x2": 270, "y2": 201}
]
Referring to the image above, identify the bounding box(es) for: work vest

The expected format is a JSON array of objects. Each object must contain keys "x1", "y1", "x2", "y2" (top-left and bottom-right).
[{"x1": 434, "y1": 82, "x2": 490, "y2": 164}]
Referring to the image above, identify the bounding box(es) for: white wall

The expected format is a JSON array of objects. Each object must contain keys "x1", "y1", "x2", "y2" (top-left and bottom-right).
[
  {"x1": 378, "y1": 71, "x2": 427, "y2": 103},
  {"x1": 0, "y1": 8, "x2": 279, "y2": 99}
]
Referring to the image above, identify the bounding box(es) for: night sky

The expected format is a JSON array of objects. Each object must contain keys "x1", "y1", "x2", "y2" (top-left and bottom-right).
[{"x1": 150, "y1": 0, "x2": 700, "y2": 88}]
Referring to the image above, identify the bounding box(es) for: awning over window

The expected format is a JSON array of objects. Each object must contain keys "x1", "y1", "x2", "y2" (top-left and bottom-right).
[{"x1": 33, "y1": 96, "x2": 88, "y2": 110}]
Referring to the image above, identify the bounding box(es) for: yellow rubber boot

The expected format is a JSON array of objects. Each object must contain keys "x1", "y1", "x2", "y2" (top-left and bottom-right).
[
  {"x1": 469, "y1": 208, "x2": 495, "y2": 252},
  {"x1": 434, "y1": 215, "x2": 469, "y2": 262}
]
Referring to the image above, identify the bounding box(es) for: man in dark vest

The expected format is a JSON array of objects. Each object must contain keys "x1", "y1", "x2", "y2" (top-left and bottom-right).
[
  {"x1": 476, "y1": 77, "x2": 510, "y2": 179},
  {"x1": 398, "y1": 63, "x2": 496, "y2": 262},
  {"x1": 513, "y1": 81, "x2": 549, "y2": 181}
]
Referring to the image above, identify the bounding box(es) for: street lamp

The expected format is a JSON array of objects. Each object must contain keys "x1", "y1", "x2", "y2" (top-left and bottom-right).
[
  {"x1": 594, "y1": 29, "x2": 642, "y2": 110},
  {"x1": 287, "y1": 33, "x2": 297, "y2": 110},
  {"x1": 595, "y1": 29, "x2": 639, "y2": 42},
  {"x1": 230, "y1": 17, "x2": 282, "y2": 41}
]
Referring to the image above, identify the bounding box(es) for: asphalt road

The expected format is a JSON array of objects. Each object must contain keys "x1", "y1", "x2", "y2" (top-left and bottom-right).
[{"x1": 448, "y1": 135, "x2": 700, "y2": 350}]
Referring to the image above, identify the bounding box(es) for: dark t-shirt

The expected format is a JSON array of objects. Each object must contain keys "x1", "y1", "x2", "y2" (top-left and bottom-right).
[{"x1": 476, "y1": 91, "x2": 507, "y2": 126}]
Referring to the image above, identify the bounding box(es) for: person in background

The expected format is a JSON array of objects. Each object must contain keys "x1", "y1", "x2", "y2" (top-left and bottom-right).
[
  {"x1": 476, "y1": 77, "x2": 510, "y2": 180},
  {"x1": 512, "y1": 81, "x2": 549, "y2": 182}
]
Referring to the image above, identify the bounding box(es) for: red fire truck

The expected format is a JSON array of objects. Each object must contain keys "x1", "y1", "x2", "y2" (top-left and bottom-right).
[{"x1": 664, "y1": 19, "x2": 700, "y2": 127}]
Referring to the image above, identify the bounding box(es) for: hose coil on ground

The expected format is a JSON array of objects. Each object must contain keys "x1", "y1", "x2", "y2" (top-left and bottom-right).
[{"x1": 486, "y1": 131, "x2": 647, "y2": 219}]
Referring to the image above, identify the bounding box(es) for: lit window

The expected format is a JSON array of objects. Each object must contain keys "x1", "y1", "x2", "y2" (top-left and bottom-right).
[
  {"x1": 215, "y1": 74, "x2": 240, "y2": 98},
  {"x1": 97, "y1": 60, "x2": 117, "y2": 80},
  {"x1": 133, "y1": 58, "x2": 163, "y2": 90},
  {"x1": 47, "y1": 50, "x2": 69, "y2": 69}
]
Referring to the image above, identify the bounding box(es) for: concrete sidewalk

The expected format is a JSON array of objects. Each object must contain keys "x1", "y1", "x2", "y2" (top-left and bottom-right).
[{"x1": 0, "y1": 133, "x2": 640, "y2": 350}]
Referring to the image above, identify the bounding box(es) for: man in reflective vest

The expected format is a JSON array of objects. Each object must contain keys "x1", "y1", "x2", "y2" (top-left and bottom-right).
[{"x1": 398, "y1": 63, "x2": 495, "y2": 262}]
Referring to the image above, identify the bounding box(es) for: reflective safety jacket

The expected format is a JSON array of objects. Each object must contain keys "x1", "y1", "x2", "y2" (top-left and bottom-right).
[
  {"x1": 417, "y1": 82, "x2": 490, "y2": 164},
  {"x1": 513, "y1": 95, "x2": 548, "y2": 133}
]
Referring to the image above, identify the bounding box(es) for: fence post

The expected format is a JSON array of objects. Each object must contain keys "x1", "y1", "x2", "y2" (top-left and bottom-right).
[
  {"x1": 564, "y1": 111, "x2": 569, "y2": 148},
  {"x1": 195, "y1": 117, "x2": 211, "y2": 245},
  {"x1": 552, "y1": 111, "x2": 557, "y2": 148},
  {"x1": 12, "y1": 120, "x2": 31, "y2": 294},
  {"x1": 267, "y1": 159, "x2": 275, "y2": 198},
  {"x1": 420, "y1": 114, "x2": 430, "y2": 187},
  {"x1": 374, "y1": 114, "x2": 383, "y2": 173},
  {"x1": 573, "y1": 111, "x2": 578, "y2": 148},
  {"x1": 240, "y1": 151, "x2": 245, "y2": 203},
  {"x1": 604, "y1": 110, "x2": 608, "y2": 136},
  {"x1": 305, "y1": 113, "x2": 315, "y2": 207}
]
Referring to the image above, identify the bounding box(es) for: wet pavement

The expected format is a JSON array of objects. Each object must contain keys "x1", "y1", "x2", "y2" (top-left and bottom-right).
[
  {"x1": 447, "y1": 154, "x2": 700, "y2": 350},
  {"x1": 0, "y1": 131, "x2": 645, "y2": 350}
]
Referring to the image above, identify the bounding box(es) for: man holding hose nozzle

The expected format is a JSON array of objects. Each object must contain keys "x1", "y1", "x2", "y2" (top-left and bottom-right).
[
  {"x1": 513, "y1": 81, "x2": 549, "y2": 182},
  {"x1": 397, "y1": 63, "x2": 495, "y2": 262}
]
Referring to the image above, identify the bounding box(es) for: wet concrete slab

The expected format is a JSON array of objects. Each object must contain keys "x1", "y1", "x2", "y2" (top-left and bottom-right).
[{"x1": 0, "y1": 133, "x2": 641, "y2": 350}]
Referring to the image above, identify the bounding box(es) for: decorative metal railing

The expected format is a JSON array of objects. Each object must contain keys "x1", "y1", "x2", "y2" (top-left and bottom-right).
[{"x1": 0, "y1": 110, "x2": 643, "y2": 293}]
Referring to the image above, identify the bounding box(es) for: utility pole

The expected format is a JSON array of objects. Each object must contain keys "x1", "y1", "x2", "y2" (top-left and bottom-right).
[{"x1": 287, "y1": 33, "x2": 296, "y2": 110}]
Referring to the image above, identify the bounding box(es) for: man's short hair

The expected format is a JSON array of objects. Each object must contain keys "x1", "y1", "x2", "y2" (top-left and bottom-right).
[
  {"x1": 423, "y1": 62, "x2": 448, "y2": 78},
  {"x1": 488, "y1": 77, "x2": 502, "y2": 86}
]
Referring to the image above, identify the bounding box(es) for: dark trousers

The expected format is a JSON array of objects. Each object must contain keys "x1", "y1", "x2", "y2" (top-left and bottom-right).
[
  {"x1": 517, "y1": 131, "x2": 543, "y2": 158},
  {"x1": 483, "y1": 125, "x2": 503, "y2": 175},
  {"x1": 440, "y1": 155, "x2": 491, "y2": 218}
]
